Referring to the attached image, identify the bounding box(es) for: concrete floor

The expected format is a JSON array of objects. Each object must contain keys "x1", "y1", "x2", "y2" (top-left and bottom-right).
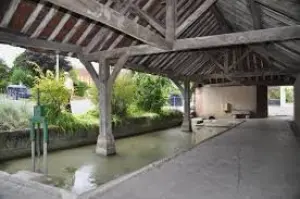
[{"x1": 84, "y1": 118, "x2": 300, "y2": 199}]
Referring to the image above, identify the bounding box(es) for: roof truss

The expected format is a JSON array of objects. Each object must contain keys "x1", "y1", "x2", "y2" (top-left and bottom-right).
[
  {"x1": 44, "y1": 0, "x2": 172, "y2": 50},
  {"x1": 86, "y1": 25, "x2": 300, "y2": 60}
]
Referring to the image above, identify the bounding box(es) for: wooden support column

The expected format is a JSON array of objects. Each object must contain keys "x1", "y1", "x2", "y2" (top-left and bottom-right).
[
  {"x1": 96, "y1": 57, "x2": 116, "y2": 156},
  {"x1": 182, "y1": 79, "x2": 192, "y2": 132},
  {"x1": 78, "y1": 53, "x2": 129, "y2": 156}
]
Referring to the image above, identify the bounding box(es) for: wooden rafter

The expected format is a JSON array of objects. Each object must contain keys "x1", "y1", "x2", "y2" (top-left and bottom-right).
[
  {"x1": 31, "y1": 6, "x2": 57, "y2": 38},
  {"x1": 129, "y1": 3, "x2": 165, "y2": 36},
  {"x1": 166, "y1": 0, "x2": 176, "y2": 43},
  {"x1": 21, "y1": 2, "x2": 45, "y2": 33},
  {"x1": 45, "y1": 0, "x2": 171, "y2": 49},
  {"x1": 249, "y1": 0, "x2": 262, "y2": 29},
  {"x1": 0, "y1": 29, "x2": 80, "y2": 53},
  {"x1": 48, "y1": 12, "x2": 72, "y2": 41},
  {"x1": 176, "y1": 0, "x2": 216, "y2": 37},
  {"x1": 0, "y1": 0, "x2": 21, "y2": 27},
  {"x1": 87, "y1": 25, "x2": 300, "y2": 60}
]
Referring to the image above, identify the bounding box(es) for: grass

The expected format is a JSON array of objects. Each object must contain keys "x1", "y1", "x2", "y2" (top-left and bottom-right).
[{"x1": 0, "y1": 101, "x2": 33, "y2": 131}]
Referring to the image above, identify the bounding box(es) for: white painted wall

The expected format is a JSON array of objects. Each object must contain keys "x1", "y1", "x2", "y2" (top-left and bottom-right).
[{"x1": 195, "y1": 86, "x2": 257, "y2": 117}]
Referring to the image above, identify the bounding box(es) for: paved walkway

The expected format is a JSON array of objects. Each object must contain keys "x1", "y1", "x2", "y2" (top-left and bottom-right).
[{"x1": 84, "y1": 118, "x2": 300, "y2": 199}]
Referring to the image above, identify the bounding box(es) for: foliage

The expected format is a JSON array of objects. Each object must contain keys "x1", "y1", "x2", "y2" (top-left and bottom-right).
[
  {"x1": 268, "y1": 86, "x2": 294, "y2": 103},
  {"x1": 89, "y1": 73, "x2": 136, "y2": 118},
  {"x1": 0, "y1": 101, "x2": 32, "y2": 131},
  {"x1": 50, "y1": 112, "x2": 97, "y2": 133},
  {"x1": 74, "y1": 80, "x2": 89, "y2": 97},
  {"x1": 285, "y1": 87, "x2": 294, "y2": 103},
  {"x1": 10, "y1": 68, "x2": 35, "y2": 87},
  {"x1": 0, "y1": 58, "x2": 9, "y2": 90},
  {"x1": 32, "y1": 71, "x2": 70, "y2": 121},
  {"x1": 13, "y1": 50, "x2": 72, "y2": 73},
  {"x1": 268, "y1": 87, "x2": 280, "y2": 99},
  {"x1": 68, "y1": 69, "x2": 90, "y2": 97},
  {"x1": 134, "y1": 73, "x2": 168, "y2": 113}
]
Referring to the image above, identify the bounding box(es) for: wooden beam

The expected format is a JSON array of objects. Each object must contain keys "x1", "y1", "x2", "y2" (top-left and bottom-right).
[
  {"x1": 77, "y1": 54, "x2": 99, "y2": 88},
  {"x1": 0, "y1": 0, "x2": 21, "y2": 27},
  {"x1": 86, "y1": 25, "x2": 300, "y2": 60},
  {"x1": 205, "y1": 71, "x2": 294, "y2": 79},
  {"x1": 166, "y1": 0, "x2": 176, "y2": 43},
  {"x1": 229, "y1": 49, "x2": 252, "y2": 70},
  {"x1": 249, "y1": 0, "x2": 262, "y2": 29},
  {"x1": 45, "y1": 0, "x2": 171, "y2": 49},
  {"x1": 0, "y1": 29, "x2": 81, "y2": 53},
  {"x1": 81, "y1": 0, "x2": 114, "y2": 53},
  {"x1": 129, "y1": 3, "x2": 165, "y2": 36},
  {"x1": 108, "y1": 53, "x2": 130, "y2": 86},
  {"x1": 104, "y1": 0, "x2": 156, "y2": 51},
  {"x1": 176, "y1": 0, "x2": 216, "y2": 37},
  {"x1": 171, "y1": 78, "x2": 184, "y2": 95},
  {"x1": 206, "y1": 53, "x2": 238, "y2": 83}
]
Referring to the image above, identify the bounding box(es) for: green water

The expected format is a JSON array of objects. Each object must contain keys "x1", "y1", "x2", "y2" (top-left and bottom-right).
[{"x1": 0, "y1": 126, "x2": 228, "y2": 194}]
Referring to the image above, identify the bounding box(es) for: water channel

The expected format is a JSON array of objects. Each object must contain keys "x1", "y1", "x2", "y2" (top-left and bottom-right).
[{"x1": 0, "y1": 125, "x2": 229, "y2": 194}]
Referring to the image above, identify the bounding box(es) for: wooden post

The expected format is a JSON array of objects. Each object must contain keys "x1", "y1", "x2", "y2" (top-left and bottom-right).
[
  {"x1": 78, "y1": 53, "x2": 128, "y2": 156},
  {"x1": 182, "y1": 79, "x2": 192, "y2": 132},
  {"x1": 95, "y1": 57, "x2": 116, "y2": 156}
]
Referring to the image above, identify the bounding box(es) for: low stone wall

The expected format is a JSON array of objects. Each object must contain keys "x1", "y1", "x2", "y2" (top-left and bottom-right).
[{"x1": 0, "y1": 115, "x2": 182, "y2": 161}]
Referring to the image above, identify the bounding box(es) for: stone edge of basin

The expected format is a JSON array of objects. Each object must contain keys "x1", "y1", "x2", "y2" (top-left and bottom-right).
[
  {"x1": 0, "y1": 171, "x2": 77, "y2": 199},
  {"x1": 79, "y1": 120, "x2": 245, "y2": 199}
]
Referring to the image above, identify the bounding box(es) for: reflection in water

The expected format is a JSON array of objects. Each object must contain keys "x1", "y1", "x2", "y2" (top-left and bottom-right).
[
  {"x1": 0, "y1": 126, "x2": 232, "y2": 193},
  {"x1": 72, "y1": 165, "x2": 97, "y2": 194}
]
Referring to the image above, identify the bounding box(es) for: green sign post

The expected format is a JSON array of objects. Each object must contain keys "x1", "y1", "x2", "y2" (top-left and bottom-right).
[{"x1": 30, "y1": 89, "x2": 49, "y2": 174}]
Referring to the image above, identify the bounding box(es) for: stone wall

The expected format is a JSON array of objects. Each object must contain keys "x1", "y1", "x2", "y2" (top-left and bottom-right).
[{"x1": 0, "y1": 115, "x2": 182, "y2": 161}]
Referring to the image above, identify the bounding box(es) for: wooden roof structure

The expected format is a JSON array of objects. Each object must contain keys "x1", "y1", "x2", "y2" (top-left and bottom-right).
[{"x1": 0, "y1": 0, "x2": 299, "y2": 86}]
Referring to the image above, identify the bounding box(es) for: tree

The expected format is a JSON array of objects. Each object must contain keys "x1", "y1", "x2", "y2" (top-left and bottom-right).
[
  {"x1": 89, "y1": 73, "x2": 136, "y2": 118},
  {"x1": 10, "y1": 68, "x2": 35, "y2": 87},
  {"x1": 134, "y1": 73, "x2": 168, "y2": 113},
  {"x1": 13, "y1": 50, "x2": 72, "y2": 73},
  {"x1": 0, "y1": 59, "x2": 10, "y2": 90}
]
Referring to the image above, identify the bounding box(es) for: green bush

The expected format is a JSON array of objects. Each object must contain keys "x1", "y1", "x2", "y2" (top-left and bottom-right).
[
  {"x1": 10, "y1": 68, "x2": 35, "y2": 87},
  {"x1": 0, "y1": 102, "x2": 32, "y2": 131},
  {"x1": 89, "y1": 73, "x2": 136, "y2": 118},
  {"x1": 286, "y1": 87, "x2": 294, "y2": 103},
  {"x1": 0, "y1": 59, "x2": 9, "y2": 91},
  {"x1": 134, "y1": 74, "x2": 167, "y2": 113},
  {"x1": 32, "y1": 71, "x2": 70, "y2": 121},
  {"x1": 74, "y1": 80, "x2": 89, "y2": 97}
]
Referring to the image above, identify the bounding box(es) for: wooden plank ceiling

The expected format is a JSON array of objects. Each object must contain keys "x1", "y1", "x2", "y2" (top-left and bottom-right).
[{"x1": 0, "y1": 0, "x2": 299, "y2": 86}]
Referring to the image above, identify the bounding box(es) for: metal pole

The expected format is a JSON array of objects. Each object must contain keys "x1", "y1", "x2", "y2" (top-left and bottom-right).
[
  {"x1": 55, "y1": 52, "x2": 59, "y2": 81},
  {"x1": 43, "y1": 120, "x2": 48, "y2": 175},
  {"x1": 30, "y1": 123, "x2": 36, "y2": 172},
  {"x1": 36, "y1": 124, "x2": 41, "y2": 172}
]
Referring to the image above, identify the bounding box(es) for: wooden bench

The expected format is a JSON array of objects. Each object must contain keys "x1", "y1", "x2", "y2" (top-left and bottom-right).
[{"x1": 232, "y1": 110, "x2": 251, "y2": 119}]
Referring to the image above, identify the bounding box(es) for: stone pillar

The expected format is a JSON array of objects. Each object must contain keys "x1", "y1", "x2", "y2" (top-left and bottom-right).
[
  {"x1": 95, "y1": 58, "x2": 116, "y2": 156},
  {"x1": 256, "y1": 85, "x2": 268, "y2": 118},
  {"x1": 181, "y1": 80, "x2": 192, "y2": 132},
  {"x1": 294, "y1": 75, "x2": 300, "y2": 130},
  {"x1": 280, "y1": 86, "x2": 286, "y2": 107}
]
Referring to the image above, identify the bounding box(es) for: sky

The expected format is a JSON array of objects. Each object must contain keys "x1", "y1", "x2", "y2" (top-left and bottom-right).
[{"x1": 0, "y1": 44, "x2": 85, "y2": 68}]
